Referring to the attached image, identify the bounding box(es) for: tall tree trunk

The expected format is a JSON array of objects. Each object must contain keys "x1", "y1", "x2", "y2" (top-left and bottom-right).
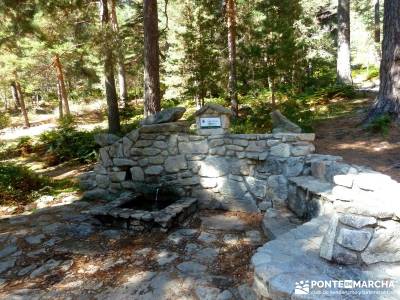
[
  {"x1": 365, "y1": 0, "x2": 400, "y2": 122},
  {"x1": 374, "y1": 0, "x2": 380, "y2": 43},
  {"x1": 57, "y1": 82, "x2": 64, "y2": 119},
  {"x1": 15, "y1": 82, "x2": 30, "y2": 128},
  {"x1": 100, "y1": 0, "x2": 121, "y2": 133},
  {"x1": 269, "y1": 77, "x2": 276, "y2": 109},
  {"x1": 143, "y1": 0, "x2": 161, "y2": 117},
  {"x1": 110, "y1": 0, "x2": 128, "y2": 107},
  {"x1": 227, "y1": 0, "x2": 238, "y2": 117},
  {"x1": 10, "y1": 82, "x2": 20, "y2": 110},
  {"x1": 53, "y1": 54, "x2": 70, "y2": 116},
  {"x1": 336, "y1": 0, "x2": 353, "y2": 85},
  {"x1": 3, "y1": 89, "x2": 8, "y2": 111}
]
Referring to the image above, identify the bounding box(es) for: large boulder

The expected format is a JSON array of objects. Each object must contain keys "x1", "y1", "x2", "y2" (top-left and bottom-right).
[
  {"x1": 270, "y1": 110, "x2": 302, "y2": 133},
  {"x1": 140, "y1": 107, "x2": 186, "y2": 126}
]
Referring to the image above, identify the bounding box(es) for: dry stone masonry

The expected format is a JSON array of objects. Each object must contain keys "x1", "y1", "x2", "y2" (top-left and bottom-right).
[
  {"x1": 79, "y1": 106, "x2": 400, "y2": 299},
  {"x1": 80, "y1": 122, "x2": 316, "y2": 213}
]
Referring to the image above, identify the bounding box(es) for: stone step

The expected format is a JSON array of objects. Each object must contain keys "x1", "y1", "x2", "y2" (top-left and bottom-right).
[
  {"x1": 261, "y1": 208, "x2": 304, "y2": 240},
  {"x1": 287, "y1": 176, "x2": 335, "y2": 220}
]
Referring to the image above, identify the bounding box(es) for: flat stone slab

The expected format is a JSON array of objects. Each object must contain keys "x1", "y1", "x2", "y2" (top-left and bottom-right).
[
  {"x1": 176, "y1": 261, "x2": 207, "y2": 275},
  {"x1": 289, "y1": 176, "x2": 333, "y2": 195},
  {"x1": 200, "y1": 215, "x2": 248, "y2": 231},
  {"x1": 262, "y1": 208, "x2": 303, "y2": 240},
  {"x1": 252, "y1": 216, "x2": 400, "y2": 299}
]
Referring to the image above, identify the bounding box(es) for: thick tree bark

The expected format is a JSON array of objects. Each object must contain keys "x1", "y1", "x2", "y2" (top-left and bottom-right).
[
  {"x1": 10, "y1": 82, "x2": 20, "y2": 110},
  {"x1": 100, "y1": 0, "x2": 121, "y2": 133},
  {"x1": 336, "y1": 0, "x2": 353, "y2": 85},
  {"x1": 53, "y1": 54, "x2": 70, "y2": 116},
  {"x1": 374, "y1": 0, "x2": 380, "y2": 43},
  {"x1": 227, "y1": 0, "x2": 238, "y2": 117},
  {"x1": 57, "y1": 82, "x2": 64, "y2": 119},
  {"x1": 366, "y1": 0, "x2": 400, "y2": 122},
  {"x1": 110, "y1": 0, "x2": 128, "y2": 107},
  {"x1": 143, "y1": 0, "x2": 161, "y2": 117},
  {"x1": 15, "y1": 82, "x2": 30, "y2": 128}
]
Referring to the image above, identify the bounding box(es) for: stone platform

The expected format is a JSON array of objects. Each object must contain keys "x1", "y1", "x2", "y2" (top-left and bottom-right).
[{"x1": 252, "y1": 216, "x2": 400, "y2": 299}]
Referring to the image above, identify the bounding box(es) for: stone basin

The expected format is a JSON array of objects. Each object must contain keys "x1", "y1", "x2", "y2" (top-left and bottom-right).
[{"x1": 86, "y1": 192, "x2": 198, "y2": 233}]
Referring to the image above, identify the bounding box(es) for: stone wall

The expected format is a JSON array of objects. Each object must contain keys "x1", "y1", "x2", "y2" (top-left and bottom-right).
[
  {"x1": 318, "y1": 169, "x2": 400, "y2": 265},
  {"x1": 80, "y1": 122, "x2": 316, "y2": 213},
  {"x1": 282, "y1": 154, "x2": 400, "y2": 266}
]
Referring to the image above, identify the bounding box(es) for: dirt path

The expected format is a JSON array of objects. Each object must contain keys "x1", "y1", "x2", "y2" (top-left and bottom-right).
[{"x1": 314, "y1": 98, "x2": 400, "y2": 181}]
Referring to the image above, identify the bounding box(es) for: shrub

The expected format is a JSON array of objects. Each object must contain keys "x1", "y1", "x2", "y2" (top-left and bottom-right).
[
  {"x1": 38, "y1": 116, "x2": 101, "y2": 165},
  {"x1": 366, "y1": 114, "x2": 391, "y2": 136},
  {"x1": 0, "y1": 163, "x2": 48, "y2": 205},
  {"x1": 0, "y1": 113, "x2": 11, "y2": 129}
]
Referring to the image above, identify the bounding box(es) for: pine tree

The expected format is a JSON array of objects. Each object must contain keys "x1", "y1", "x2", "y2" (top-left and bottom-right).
[
  {"x1": 110, "y1": 0, "x2": 128, "y2": 107},
  {"x1": 336, "y1": 0, "x2": 353, "y2": 85},
  {"x1": 143, "y1": 0, "x2": 161, "y2": 116},
  {"x1": 366, "y1": 0, "x2": 400, "y2": 122},
  {"x1": 100, "y1": 0, "x2": 121, "y2": 133},
  {"x1": 226, "y1": 0, "x2": 238, "y2": 117}
]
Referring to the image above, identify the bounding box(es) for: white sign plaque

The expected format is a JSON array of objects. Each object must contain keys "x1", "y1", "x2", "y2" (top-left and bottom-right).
[{"x1": 200, "y1": 117, "x2": 221, "y2": 128}]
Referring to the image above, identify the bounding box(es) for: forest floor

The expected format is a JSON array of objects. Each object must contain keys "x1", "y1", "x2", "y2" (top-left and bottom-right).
[{"x1": 314, "y1": 96, "x2": 400, "y2": 181}]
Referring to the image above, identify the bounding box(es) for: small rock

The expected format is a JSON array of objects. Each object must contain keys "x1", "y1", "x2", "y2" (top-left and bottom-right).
[
  {"x1": 140, "y1": 107, "x2": 186, "y2": 125},
  {"x1": 25, "y1": 234, "x2": 45, "y2": 245},
  {"x1": 0, "y1": 245, "x2": 18, "y2": 259},
  {"x1": 237, "y1": 284, "x2": 257, "y2": 300},
  {"x1": 102, "y1": 230, "x2": 121, "y2": 240},
  {"x1": 59, "y1": 259, "x2": 74, "y2": 272},
  {"x1": 193, "y1": 248, "x2": 219, "y2": 263},
  {"x1": 156, "y1": 250, "x2": 178, "y2": 266},
  {"x1": 271, "y1": 110, "x2": 301, "y2": 133},
  {"x1": 339, "y1": 214, "x2": 377, "y2": 229},
  {"x1": 244, "y1": 230, "x2": 262, "y2": 245},
  {"x1": 270, "y1": 143, "x2": 291, "y2": 158},
  {"x1": 101, "y1": 257, "x2": 126, "y2": 270},
  {"x1": 30, "y1": 259, "x2": 61, "y2": 278},
  {"x1": 66, "y1": 223, "x2": 94, "y2": 238},
  {"x1": 185, "y1": 243, "x2": 202, "y2": 255},
  {"x1": 195, "y1": 286, "x2": 221, "y2": 300},
  {"x1": 198, "y1": 232, "x2": 217, "y2": 244},
  {"x1": 177, "y1": 261, "x2": 207, "y2": 274},
  {"x1": 94, "y1": 133, "x2": 120, "y2": 147},
  {"x1": 18, "y1": 264, "x2": 37, "y2": 276},
  {"x1": 136, "y1": 248, "x2": 152, "y2": 257},
  {"x1": 27, "y1": 248, "x2": 46, "y2": 258},
  {"x1": 336, "y1": 228, "x2": 372, "y2": 251},
  {"x1": 223, "y1": 234, "x2": 239, "y2": 245},
  {"x1": 217, "y1": 290, "x2": 234, "y2": 300},
  {"x1": 78, "y1": 264, "x2": 100, "y2": 275},
  {"x1": 0, "y1": 258, "x2": 16, "y2": 274}
]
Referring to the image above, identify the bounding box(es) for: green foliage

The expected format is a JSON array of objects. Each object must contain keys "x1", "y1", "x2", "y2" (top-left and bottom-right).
[
  {"x1": 256, "y1": 0, "x2": 307, "y2": 92},
  {"x1": 177, "y1": 0, "x2": 224, "y2": 101},
  {"x1": 0, "y1": 162, "x2": 48, "y2": 205},
  {"x1": 366, "y1": 114, "x2": 391, "y2": 136},
  {"x1": 0, "y1": 136, "x2": 35, "y2": 159},
  {"x1": 352, "y1": 65, "x2": 380, "y2": 81},
  {"x1": 229, "y1": 84, "x2": 358, "y2": 133},
  {"x1": 38, "y1": 116, "x2": 101, "y2": 165},
  {"x1": 0, "y1": 113, "x2": 10, "y2": 129}
]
